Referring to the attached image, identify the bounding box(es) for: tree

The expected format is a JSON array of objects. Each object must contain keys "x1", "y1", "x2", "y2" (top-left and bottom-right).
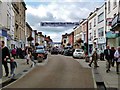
[
  {"x1": 27, "y1": 35, "x2": 34, "y2": 46},
  {"x1": 27, "y1": 35, "x2": 34, "y2": 41},
  {"x1": 67, "y1": 43, "x2": 71, "y2": 46}
]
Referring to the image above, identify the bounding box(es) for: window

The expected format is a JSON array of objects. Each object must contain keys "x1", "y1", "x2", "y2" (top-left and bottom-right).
[
  {"x1": 98, "y1": 12, "x2": 104, "y2": 23},
  {"x1": 98, "y1": 27, "x2": 104, "y2": 37},
  {"x1": 94, "y1": 18, "x2": 96, "y2": 27},
  {"x1": 113, "y1": 0, "x2": 117, "y2": 8},
  {"x1": 89, "y1": 33, "x2": 92, "y2": 41},
  {"x1": 94, "y1": 30, "x2": 96, "y2": 38},
  {"x1": 89, "y1": 22, "x2": 92, "y2": 30},
  {"x1": 108, "y1": 0, "x2": 110, "y2": 13}
]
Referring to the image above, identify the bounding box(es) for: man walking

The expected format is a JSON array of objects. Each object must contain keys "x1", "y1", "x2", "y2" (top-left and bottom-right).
[
  {"x1": 104, "y1": 45, "x2": 112, "y2": 73},
  {"x1": 89, "y1": 48, "x2": 99, "y2": 68},
  {"x1": 1, "y1": 41, "x2": 10, "y2": 77},
  {"x1": 114, "y1": 46, "x2": 120, "y2": 74}
]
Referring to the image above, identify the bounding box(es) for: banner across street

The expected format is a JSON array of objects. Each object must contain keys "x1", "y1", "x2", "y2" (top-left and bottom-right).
[{"x1": 40, "y1": 22, "x2": 80, "y2": 27}]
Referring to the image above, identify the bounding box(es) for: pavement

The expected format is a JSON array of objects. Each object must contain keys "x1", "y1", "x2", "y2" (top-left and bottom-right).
[
  {"x1": 1, "y1": 57, "x2": 49, "y2": 88},
  {"x1": 75, "y1": 58, "x2": 119, "y2": 89},
  {"x1": 1, "y1": 58, "x2": 35, "y2": 86}
]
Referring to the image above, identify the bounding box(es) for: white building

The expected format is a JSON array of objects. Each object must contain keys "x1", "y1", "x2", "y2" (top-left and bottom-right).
[
  {"x1": 106, "y1": 0, "x2": 120, "y2": 47},
  {"x1": 96, "y1": 3, "x2": 106, "y2": 50},
  {"x1": 88, "y1": 10, "x2": 97, "y2": 53},
  {"x1": 0, "y1": 1, "x2": 14, "y2": 48}
]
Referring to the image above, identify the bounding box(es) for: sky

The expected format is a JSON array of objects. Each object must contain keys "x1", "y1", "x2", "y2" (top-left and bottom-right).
[{"x1": 24, "y1": 0, "x2": 105, "y2": 42}]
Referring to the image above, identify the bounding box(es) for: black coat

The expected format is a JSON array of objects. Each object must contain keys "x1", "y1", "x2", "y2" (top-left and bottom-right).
[
  {"x1": 104, "y1": 49, "x2": 112, "y2": 60},
  {"x1": 2, "y1": 47, "x2": 10, "y2": 63},
  {"x1": 111, "y1": 50, "x2": 116, "y2": 59}
]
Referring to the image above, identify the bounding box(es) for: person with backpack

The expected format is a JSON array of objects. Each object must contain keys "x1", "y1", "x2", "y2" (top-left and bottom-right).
[{"x1": 114, "y1": 46, "x2": 120, "y2": 74}]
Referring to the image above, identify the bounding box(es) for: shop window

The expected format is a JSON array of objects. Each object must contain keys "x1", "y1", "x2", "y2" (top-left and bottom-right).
[{"x1": 98, "y1": 27, "x2": 104, "y2": 37}]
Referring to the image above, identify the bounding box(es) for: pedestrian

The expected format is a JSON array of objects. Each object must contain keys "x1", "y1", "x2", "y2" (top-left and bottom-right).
[
  {"x1": 7, "y1": 57, "x2": 17, "y2": 78},
  {"x1": 1, "y1": 41, "x2": 10, "y2": 77},
  {"x1": 104, "y1": 45, "x2": 112, "y2": 73},
  {"x1": 30, "y1": 47, "x2": 36, "y2": 67},
  {"x1": 26, "y1": 51, "x2": 31, "y2": 65},
  {"x1": 11, "y1": 48, "x2": 16, "y2": 59},
  {"x1": 16, "y1": 47, "x2": 19, "y2": 59},
  {"x1": 111, "y1": 47, "x2": 116, "y2": 67},
  {"x1": 89, "y1": 48, "x2": 99, "y2": 68},
  {"x1": 114, "y1": 46, "x2": 120, "y2": 74},
  {"x1": 100, "y1": 47, "x2": 104, "y2": 61}
]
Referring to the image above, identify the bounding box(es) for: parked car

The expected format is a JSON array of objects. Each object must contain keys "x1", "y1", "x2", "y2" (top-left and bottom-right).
[
  {"x1": 64, "y1": 48, "x2": 74, "y2": 56},
  {"x1": 58, "y1": 48, "x2": 64, "y2": 54},
  {"x1": 51, "y1": 47, "x2": 59, "y2": 55},
  {"x1": 73, "y1": 49, "x2": 85, "y2": 59}
]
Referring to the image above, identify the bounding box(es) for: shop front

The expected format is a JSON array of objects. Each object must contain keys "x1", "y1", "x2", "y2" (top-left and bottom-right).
[
  {"x1": 106, "y1": 31, "x2": 120, "y2": 47},
  {"x1": 111, "y1": 13, "x2": 120, "y2": 47}
]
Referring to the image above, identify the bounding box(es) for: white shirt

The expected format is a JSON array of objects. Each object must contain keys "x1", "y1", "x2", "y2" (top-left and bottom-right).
[{"x1": 114, "y1": 50, "x2": 120, "y2": 62}]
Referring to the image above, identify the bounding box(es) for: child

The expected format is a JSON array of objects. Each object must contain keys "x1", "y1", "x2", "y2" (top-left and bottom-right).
[{"x1": 7, "y1": 57, "x2": 17, "y2": 78}]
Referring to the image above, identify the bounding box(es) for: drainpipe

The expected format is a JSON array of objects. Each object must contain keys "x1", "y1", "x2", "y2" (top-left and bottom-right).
[
  {"x1": 105, "y1": 2, "x2": 107, "y2": 48},
  {"x1": 86, "y1": 20, "x2": 89, "y2": 56}
]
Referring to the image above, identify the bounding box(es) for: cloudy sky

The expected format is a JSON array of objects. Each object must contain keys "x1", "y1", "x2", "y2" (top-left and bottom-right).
[{"x1": 25, "y1": 0, "x2": 105, "y2": 42}]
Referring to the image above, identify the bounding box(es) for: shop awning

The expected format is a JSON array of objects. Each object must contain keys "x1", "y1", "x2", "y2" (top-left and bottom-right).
[{"x1": 106, "y1": 31, "x2": 119, "y2": 39}]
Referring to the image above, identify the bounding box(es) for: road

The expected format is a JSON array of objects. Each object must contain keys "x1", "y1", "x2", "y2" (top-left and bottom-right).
[{"x1": 5, "y1": 54, "x2": 95, "y2": 88}]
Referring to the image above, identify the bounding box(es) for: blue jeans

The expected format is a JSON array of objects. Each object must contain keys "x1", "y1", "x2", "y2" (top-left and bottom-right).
[{"x1": 11, "y1": 68, "x2": 15, "y2": 75}]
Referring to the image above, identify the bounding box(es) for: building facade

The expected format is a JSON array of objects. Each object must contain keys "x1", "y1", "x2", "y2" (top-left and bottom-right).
[
  {"x1": 97, "y1": 3, "x2": 107, "y2": 50},
  {"x1": 32, "y1": 30, "x2": 36, "y2": 46},
  {"x1": 88, "y1": 11, "x2": 97, "y2": 53},
  {"x1": 18, "y1": 1, "x2": 27, "y2": 48},
  {"x1": 38, "y1": 32, "x2": 45, "y2": 46},
  {"x1": 12, "y1": 0, "x2": 27, "y2": 48},
  {"x1": 81, "y1": 19, "x2": 88, "y2": 44},
  {"x1": 61, "y1": 33, "x2": 68, "y2": 47},
  {"x1": 68, "y1": 32, "x2": 74, "y2": 46},
  {"x1": 106, "y1": 0, "x2": 120, "y2": 47},
  {"x1": 0, "y1": 1, "x2": 14, "y2": 48},
  {"x1": 25, "y1": 22, "x2": 32, "y2": 46}
]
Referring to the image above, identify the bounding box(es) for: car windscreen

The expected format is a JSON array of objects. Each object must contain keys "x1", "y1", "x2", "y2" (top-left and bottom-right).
[
  {"x1": 76, "y1": 49, "x2": 83, "y2": 52},
  {"x1": 36, "y1": 49, "x2": 44, "y2": 53},
  {"x1": 36, "y1": 46, "x2": 44, "y2": 49}
]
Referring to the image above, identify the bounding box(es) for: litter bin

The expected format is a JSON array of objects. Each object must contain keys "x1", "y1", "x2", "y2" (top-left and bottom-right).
[{"x1": 85, "y1": 55, "x2": 90, "y2": 62}]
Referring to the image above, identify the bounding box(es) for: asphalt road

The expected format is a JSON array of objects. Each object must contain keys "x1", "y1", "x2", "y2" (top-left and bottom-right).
[{"x1": 5, "y1": 54, "x2": 95, "y2": 88}]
